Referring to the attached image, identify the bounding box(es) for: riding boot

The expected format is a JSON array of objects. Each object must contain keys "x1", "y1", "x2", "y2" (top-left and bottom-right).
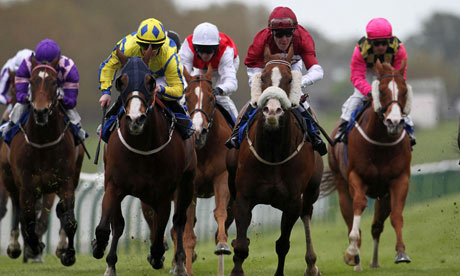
[
  {"x1": 165, "y1": 100, "x2": 194, "y2": 140},
  {"x1": 334, "y1": 119, "x2": 349, "y2": 143},
  {"x1": 105, "y1": 97, "x2": 122, "y2": 119},
  {"x1": 405, "y1": 125, "x2": 416, "y2": 146},
  {"x1": 225, "y1": 104, "x2": 255, "y2": 149},
  {"x1": 300, "y1": 108, "x2": 327, "y2": 156},
  {"x1": 1, "y1": 121, "x2": 14, "y2": 138}
]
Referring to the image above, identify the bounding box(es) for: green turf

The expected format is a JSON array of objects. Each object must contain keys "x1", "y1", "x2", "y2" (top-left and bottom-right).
[{"x1": 1, "y1": 193, "x2": 459, "y2": 275}]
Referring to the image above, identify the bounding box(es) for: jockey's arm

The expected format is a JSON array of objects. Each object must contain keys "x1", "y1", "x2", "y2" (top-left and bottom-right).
[
  {"x1": 159, "y1": 53, "x2": 184, "y2": 101},
  {"x1": 298, "y1": 52, "x2": 323, "y2": 88},
  {"x1": 178, "y1": 42, "x2": 194, "y2": 75},
  {"x1": 350, "y1": 46, "x2": 372, "y2": 96},
  {"x1": 0, "y1": 67, "x2": 10, "y2": 105},
  {"x1": 216, "y1": 48, "x2": 238, "y2": 96},
  {"x1": 14, "y1": 59, "x2": 31, "y2": 104},
  {"x1": 98, "y1": 49, "x2": 123, "y2": 95},
  {"x1": 61, "y1": 61, "x2": 80, "y2": 109},
  {"x1": 246, "y1": 67, "x2": 263, "y2": 87}
]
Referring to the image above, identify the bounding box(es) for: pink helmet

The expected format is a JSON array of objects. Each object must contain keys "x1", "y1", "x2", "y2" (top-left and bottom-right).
[
  {"x1": 268, "y1": 7, "x2": 298, "y2": 30},
  {"x1": 366, "y1": 18, "x2": 392, "y2": 39}
]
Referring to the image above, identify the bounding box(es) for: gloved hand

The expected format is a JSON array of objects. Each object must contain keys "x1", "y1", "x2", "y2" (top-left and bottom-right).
[{"x1": 212, "y1": 87, "x2": 223, "y2": 96}]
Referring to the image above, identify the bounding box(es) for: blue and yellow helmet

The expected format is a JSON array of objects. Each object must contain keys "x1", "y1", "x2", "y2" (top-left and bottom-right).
[{"x1": 135, "y1": 18, "x2": 166, "y2": 45}]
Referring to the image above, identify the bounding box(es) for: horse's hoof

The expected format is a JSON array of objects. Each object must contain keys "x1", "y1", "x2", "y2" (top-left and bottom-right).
[
  {"x1": 7, "y1": 247, "x2": 21, "y2": 259},
  {"x1": 214, "y1": 243, "x2": 232, "y2": 255},
  {"x1": 174, "y1": 263, "x2": 188, "y2": 276},
  {"x1": 147, "y1": 254, "x2": 164, "y2": 269},
  {"x1": 92, "y1": 239, "x2": 106, "y2": 259},
  {"x1": 304, "y1": 265, "x2": 321, "y2": 276},
  {"x1": 104, "y1": 266, "x2": 117, "y2": 276},
  {"x1": 395, "y1": 252, "x2": 411, "y2": 263},
  {"x1": 192, "y1": 251, "x2": 198, "y2": 263},
  {"x1": 29, "y1": 254, "x2": 44, "y2": 263},
  {"x1": 60, "y1": 248, "x2": 76, "y2": 266},
  {"x1": 56, "y1": 247, "x2": 64, "y2": 258},
  {"x1": 344, "y1": 252, "x2": 360, "y2": 266}
]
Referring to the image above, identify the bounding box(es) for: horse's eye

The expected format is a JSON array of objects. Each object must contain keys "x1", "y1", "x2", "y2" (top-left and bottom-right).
[{"x1": 288, "y1": 78, "x2": 292, "y2": 84}]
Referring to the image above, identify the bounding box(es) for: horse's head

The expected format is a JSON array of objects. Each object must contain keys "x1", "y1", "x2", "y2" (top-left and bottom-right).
[
  {"x1": 29, "y1": 55, "x2": 59, "y2": 126},
  {"x1": 251, "y1": 44, "x2": 302, "y2": 130},
  {"x1": 372, "y1": 60, "x2": 413, "y2": 137},
  {"x1": 115, "y1": 48, "x2": 156, "y2": 135},
  {"x1": 184, "y1": 65, "x2": 214, "y2": 149}
]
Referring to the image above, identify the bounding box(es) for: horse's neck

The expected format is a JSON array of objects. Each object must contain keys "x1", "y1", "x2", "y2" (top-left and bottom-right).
[
  {"x1": 253, "y1": 111, "x2": 299, "y2": 159},
  {"x1": 120, "y1": 108, "x2": 169, "y2": 145},
  {"x1": 360, "y1": 109, "x2": 391, "y2": 140}
]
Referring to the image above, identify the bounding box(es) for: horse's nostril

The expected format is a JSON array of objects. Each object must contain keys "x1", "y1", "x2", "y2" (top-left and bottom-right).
[
  {"x1": 263, "y1": 106, "x2": 269, "y2": 113},
  {"x1": 276, "y1": 108, "x2": 282, "y2": 115}
]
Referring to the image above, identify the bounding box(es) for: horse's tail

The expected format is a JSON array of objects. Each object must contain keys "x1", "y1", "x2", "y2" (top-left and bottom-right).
[{"x1": 318, "y1": 169, "x2": 336, "y2": 199}]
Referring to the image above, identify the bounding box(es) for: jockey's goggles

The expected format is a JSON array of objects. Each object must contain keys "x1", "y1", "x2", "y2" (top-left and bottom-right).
[
  {"x1": 273, "y1": 29, "x2": 295, "y2": 38},
  {"x1": 194, "y1": 45, "x2": 218, "y2": 54},
  {"x1": 371, "y1": 39, "x2": 389, "y2": 47},
  {"x1": 137, "y1": 42, "x2": 163, "y2": 51}
]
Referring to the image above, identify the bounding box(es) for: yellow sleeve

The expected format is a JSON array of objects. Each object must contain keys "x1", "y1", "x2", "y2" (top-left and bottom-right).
[
  {"x1": 161, "y1": 48, "x2": 184, "y2": 101},
  {"x1": 98, "y1": 34, "x2": 141, "y2": 93}
]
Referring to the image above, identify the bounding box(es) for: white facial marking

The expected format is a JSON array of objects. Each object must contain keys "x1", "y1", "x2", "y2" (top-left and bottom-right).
[
  {"x1": 192, "y1": 86, "x2": 204, "y2": 133},
  {"x1": 127, "y1": 92, "x2": 142, "y2": 118},
  {"x1": 38, "y1": 71, "x2": 48, "y2": 79},
  {"x1": 271, "y1": 67, "x2": 282, "y2": 87},
  {"x1": 388, "y1": 80, "x2": 399, "y2": 101},
  {"x1": 386, "y1": 103, "x2": 402, "y2": 125}
]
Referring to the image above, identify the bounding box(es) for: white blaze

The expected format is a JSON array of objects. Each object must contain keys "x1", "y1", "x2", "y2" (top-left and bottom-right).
[{"x1": 127, "y1": 92, "x2": 142, "y2": 118}]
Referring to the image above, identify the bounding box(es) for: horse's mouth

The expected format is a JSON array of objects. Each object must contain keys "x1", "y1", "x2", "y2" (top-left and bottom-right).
[
  {"x1": 386, "y1": 123, "x2": 404, "y2": 137},
  {"x1": 194, "y1": 133, "x2": 207, "y2": 149},
  {"x1": 128, "y1": 123, "x2": 145, "y2": 135}
]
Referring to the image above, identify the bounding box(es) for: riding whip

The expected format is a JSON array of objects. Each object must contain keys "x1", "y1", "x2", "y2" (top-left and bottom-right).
[{"x1": 94, "y1": 105, "x2": 107, "y2": 165}]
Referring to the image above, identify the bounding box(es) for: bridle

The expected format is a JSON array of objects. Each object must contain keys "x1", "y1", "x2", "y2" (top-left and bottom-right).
[
  {"x1": 29, "y1": 64, "x2": 59, "y2": 115},
  {"x1": 188, "y1": 77, "x2": 216, "y2": 131},
  {"x1": 377, "y1": 73, "x2": 405, "y2": 116}
]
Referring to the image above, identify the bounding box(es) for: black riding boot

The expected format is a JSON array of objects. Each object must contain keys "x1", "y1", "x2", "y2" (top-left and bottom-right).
[
  {"x1": 334, "y1": 119, "x2": 349, "y2": 143},
  {"x1": 165, "y1": 100, "x2": 194, "y2": 140},
  {"x1": 225, "y1": 104, "x2": 255, "y2": 149},
  {"x1": 105, "y1": 96, "x2": 122, "y2": 119},
  {"x1": 301, "y1": 108, "x2": 327, "y2": 156}
]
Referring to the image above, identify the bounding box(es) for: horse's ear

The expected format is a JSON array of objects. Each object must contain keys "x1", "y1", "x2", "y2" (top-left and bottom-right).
[
  {"x1": 398, "y1": 59, "x2": 406, "y2": 75},
  {"x1": 205, "y1": 64, "x2": 213, "y2": 80},
  {"x1": 50, "y1": 55, "x2": 59, "y2": 70},
  {"x1": 30, "y1": 54, "x2": 38, "y2": 69},
  {"x1": 374, "y1": 59, "x2": 384, "y2": 76},
  {"x1": 285, "y1": 44, "x2": 294, "y2": 62},
  {"x1": 115, "y1": 74, "x2": 128, "y2": 92},
  {"x1": 145, "y1": 74, "x2": 156, "y2": 92},
  {"x1": 116, "y1": 47, "x2": 128, "y2": 67},
  {"x1": 141, "y1": 45, "x2": 153, "y2": 65},
  {"x1": 183, "y1": 66, "x2": 192, "y2": 83},
  {"x1": 263, "y1": 44, "x2": 272, "y2": 63}
]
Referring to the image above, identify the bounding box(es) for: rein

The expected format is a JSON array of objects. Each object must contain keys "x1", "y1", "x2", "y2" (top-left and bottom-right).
[
  {"x1": 265, "y1": 60, "x2": 291, "y2": 69},
  {"x1": 19, "y1": 120, "x2": 70, "y2": 149}
]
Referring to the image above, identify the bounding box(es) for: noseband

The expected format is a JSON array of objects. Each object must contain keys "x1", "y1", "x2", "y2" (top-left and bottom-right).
[{"x1": 188, "y1": 78, "x2": 216, "y2": 131}]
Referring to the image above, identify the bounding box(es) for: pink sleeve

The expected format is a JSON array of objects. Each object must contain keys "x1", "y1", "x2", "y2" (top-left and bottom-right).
[
  {"x1": 350, "y1": 46, "x2": 371, "y2": 96},
  {"x1": 392, "y1": 44, "x2": 408, "y2": 79}
]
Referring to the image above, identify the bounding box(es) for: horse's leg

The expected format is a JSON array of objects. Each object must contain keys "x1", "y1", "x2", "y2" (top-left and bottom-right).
[
  {"x1": 0, "y1": 184, "x2": 7, "y2": 220},
  {"x1": 274, "y1": 200, "x2": 302, "y2": 276},
  {"x1": 7, "y1": 194, "x2": 22, "y2": 259},
  {"x1": 344, "y1": 172, "x2": 367, "y2": 271},
  {"x1": 173, "y1": 169, "x2": 194, "y2": 276},
  {"x1": 301, "y1": 189, "x2": 320, "y2": 276},
  {"x1": 213, "y1": 171, "x2": 232, "y2": 255},
  {"x1": 370, "y1": 196, "x2": 390, "y2": 268},
  {"x1": 183, "y1": 196, "x2": 197, "y2": 276},
  {"x1": 146, "y1": 200, "x2": 170, "y2": 271},
  {"x1": 55, "y1": 184, "x2": 78, "y2": 267},
  {"x1": 230, "y1": 195, "x2": 253, "y2": 276},
  {"x1": 92, "y1": 185, "x2": 118, "y2": 259},
  {"x1": 104, "y1": 196, "x2": 125, "y2": 276},
  {"x1": 389, "y1": 176, "x2": 411, "y2": 264},
  {"x1": 18, "y1": 187, "x2": 44, "y2": 261}
]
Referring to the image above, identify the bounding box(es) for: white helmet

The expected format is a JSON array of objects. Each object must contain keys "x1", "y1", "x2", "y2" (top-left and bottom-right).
[{"x1": 192, "y1": 22, "x2": 220, "y2": 46}]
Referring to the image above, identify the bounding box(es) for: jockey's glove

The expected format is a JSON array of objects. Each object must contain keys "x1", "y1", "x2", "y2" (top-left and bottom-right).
[{"x1": 212, "y1": 87, "x2": 223, "y2": 96}]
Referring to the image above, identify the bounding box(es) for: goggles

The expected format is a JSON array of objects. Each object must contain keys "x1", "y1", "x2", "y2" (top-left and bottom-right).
[
  {"x1": 269, "y1": 18, "x2": 297, "y2": 29},
  {"x1": 194, "y1": 45, "x2": 218, "y2": 54},
  {"x1": 371, "y1": 39, "x2": 389, "y2": 47},
  {"x1": 137, "y1": 42, "x2": 164, "y2": 51},
  {"x1": 273, "y1": 29, "x2": 295, "y2": 38}
]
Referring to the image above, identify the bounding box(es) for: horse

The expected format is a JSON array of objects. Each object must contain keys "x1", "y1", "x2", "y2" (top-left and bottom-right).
[
  {"x1": 0, "y1": 55, "x2": 85, "y2": 266},
  {"x1": 457, "y1": 117, "x2": 460, "y2": 151},
  {"x1": 0, "y1": 69, "x2": 69, "y2": 263},
  {"x1": 168, "y1": 65, "x2": 233, "y2": 275},
  {"x1": 226, "y1": 45, "x2": 323, "y2": 276},
  {"x1": 91, "y1": 47, "x2": 196, "y2": 276},
  {"x1": 326, "y1": 60, "x2": 412, "y2": 271}
]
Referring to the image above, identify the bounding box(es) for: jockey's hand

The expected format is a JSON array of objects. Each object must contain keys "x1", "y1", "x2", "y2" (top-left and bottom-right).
[
  {"x1": 99, "y1": 94, "x2": 111, "y2": 109},
  {"x1": 154, "y1": 85, "x2": 164, "y2": 94},
  {"x1": 300, "y1": 94, "x2": 309, "y2": 103}
]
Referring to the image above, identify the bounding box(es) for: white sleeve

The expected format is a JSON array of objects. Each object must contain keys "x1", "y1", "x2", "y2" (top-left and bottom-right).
[
  {"x1": 178, "y1": 41, "x2": 194, "y2": 74},
  {"x1": 247, "y1": 67, "x2": 263, "y2": 87},
  {"x1": 301, "y1": 64, "x2": 324, "y2": 88},
  {"x1": 291, "y1": 59, "x2": 303, "y2": 72},
  {"x1": 215, "y1": 47, "x2": 238, "y2": 96},
  {"x1": 0, "y1": 66, "x2": 10, "y2": 104}
]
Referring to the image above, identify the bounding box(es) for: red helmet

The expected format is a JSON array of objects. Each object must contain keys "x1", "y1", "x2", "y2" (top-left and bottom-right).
[{"x1": 268, "y1": 7, "x2": 298, "y2": 30}]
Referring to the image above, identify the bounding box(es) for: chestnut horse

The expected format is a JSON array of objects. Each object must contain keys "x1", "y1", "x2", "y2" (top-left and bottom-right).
[
  {"x1": 327, "y1": 60, "x2": 412, "y2": 271},
  {"x1": 169, "y1": 65, "x2": 233, "y2": 275},
  {"x1": 0, "y1": 69, "x2": 68, "y2": 263},
  {"x1": 226, "y1": 45, "x2": 323, "y2": 276},
  {"x1": 92, "y1": 48, "x2": 196, "y2": 276},
  {"x1": 0, "y1": 55, "x2": 84, "y2": 266}
]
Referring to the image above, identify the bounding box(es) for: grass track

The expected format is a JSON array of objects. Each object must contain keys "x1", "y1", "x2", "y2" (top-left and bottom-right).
[{"x1": 0, "y1": 193, "x2": 459, "y2": 275}]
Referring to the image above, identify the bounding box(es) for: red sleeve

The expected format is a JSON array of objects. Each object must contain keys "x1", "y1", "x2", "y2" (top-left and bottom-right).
[
  {"x1": 296, "y1": 26, "x2": 318, "y2": 69},
  {"x1": 244, "y1": 29, "x2": 271, "y2": 69}
]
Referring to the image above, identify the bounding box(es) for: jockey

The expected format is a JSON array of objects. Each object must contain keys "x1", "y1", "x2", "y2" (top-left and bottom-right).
[
  {"x1": 334, "y1": 18, "x2": 416, "y2": 145},
  {"x1": 225, "y1": 6, "x2": 327, "y2": 156},
  {"x1": 3, "y1": 39, "x2": 87, "y2": 141},
  {"x1": 179, "y1": 22, "x2": 239, "y2": 121},
  {"x1": 98, "y1": 18, "x2": 193, "y2": 139},
  {"x1": 0, "y1": 49, "x2": 33, "y2": 123}
]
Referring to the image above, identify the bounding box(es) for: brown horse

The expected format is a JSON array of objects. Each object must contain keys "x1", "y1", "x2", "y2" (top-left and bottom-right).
[
  {"x1": 226, "y1": 45, "x2": 323, "y2": 276},
  {"x1": 169, "y1": 65, "x2": 233, "y2": 275},
  {"x1": 0, "y1": 69, "x2": 69, "y2": 263},
  {"x1": 0, "y1": 55, "x2": 84, "y2": 266},
  {"x1": 92, "y1": 48, "x2": 196, "y2": 276},
  {"x1": 327, "y1": 60, "x2": 412, "y2": 271}
]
